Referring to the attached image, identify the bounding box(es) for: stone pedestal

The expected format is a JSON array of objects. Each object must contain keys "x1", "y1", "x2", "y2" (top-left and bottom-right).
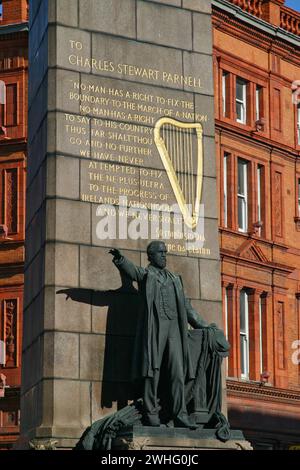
[{"x1": 113, "y1": 426, "x2": 252, "y2": 451}]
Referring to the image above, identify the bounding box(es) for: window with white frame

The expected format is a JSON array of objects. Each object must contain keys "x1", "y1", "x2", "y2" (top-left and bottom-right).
[
  {"x1": 222, "y1": 72, "x2": 229, "y2": 117},
  {"x1": 238, "y1": 158, "x2": 248, "y2": 232},
  {"x1": 259, "y1": 295, "x2": 263, "y2": 374},
  {"x1": 256, "y1": 85, "x2": 262, "y2": 122},
  {"x1": 240, "y1": 289, "x2": 249, "y2": 379},
  {"x1": 0, "y1": 340, "x2": 5, "y2": 365},
  {"x1": 224, "y1": 287, "x2": 229, "y2": 376},
  {"x1": 257, "y1": 165, "x2": 262, "y2": 236},
  {"x1": 223, "y1": 153, "x2": 228, "y2": 227},
  {"x1": 224, "y1": 287, "x2": 229, "y2": 341},
  {"x1": 0, "y1": 80, "x2": 5, "y2": 128},
  {"x1": 236, "y1": 78, "x2": 247, "y2": 124}
]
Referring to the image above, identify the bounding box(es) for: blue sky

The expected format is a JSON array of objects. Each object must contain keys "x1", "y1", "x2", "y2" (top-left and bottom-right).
[{"x1": 285, "y1": 0, "x2": 300, "y2": 11}]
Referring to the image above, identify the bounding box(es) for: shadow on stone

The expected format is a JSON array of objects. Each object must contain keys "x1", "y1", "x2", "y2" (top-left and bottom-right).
[{"x1": 57, "y1": 272, "x2": 143, "y2": 409}]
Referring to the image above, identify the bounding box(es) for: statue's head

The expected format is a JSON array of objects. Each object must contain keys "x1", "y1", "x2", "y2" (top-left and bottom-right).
[{"x1": 147, "y1": 241, "x2": 167, "y2": 269}]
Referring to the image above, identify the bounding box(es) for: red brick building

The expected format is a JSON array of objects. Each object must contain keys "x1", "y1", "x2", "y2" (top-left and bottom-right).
[
  {"x1": 213, "y1": 0, "x2": 300, "y2": 449},
  {"x1": 0, "y1": 0, "x2": 28, "y2": 450}
]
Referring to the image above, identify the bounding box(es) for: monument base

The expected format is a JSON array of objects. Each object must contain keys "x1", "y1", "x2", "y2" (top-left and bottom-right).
[
  {"x1": 113, "y1": 425, "x2": 253, "y2": 451},
  {"x1": 14, "y1": 426, "x2": 85, "y2": 450}
]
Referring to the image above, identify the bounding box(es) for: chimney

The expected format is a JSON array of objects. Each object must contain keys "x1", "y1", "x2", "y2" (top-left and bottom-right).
[
  {"x1": 261, "y1": 0, "x2": 284, "y2": 26},
  {"x1": 0, "y1": 0, "x2": 28, "y2": 26}
]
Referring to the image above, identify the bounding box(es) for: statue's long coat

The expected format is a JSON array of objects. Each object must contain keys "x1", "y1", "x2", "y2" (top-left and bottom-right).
[{"x1": 113, "y1": 256, "x2": 208, "y2": 380}]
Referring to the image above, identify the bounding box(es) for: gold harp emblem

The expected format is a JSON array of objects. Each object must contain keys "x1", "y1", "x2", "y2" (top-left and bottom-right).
[{"x1": 154, "y1": 117, "x2": 203, "y2": 229}]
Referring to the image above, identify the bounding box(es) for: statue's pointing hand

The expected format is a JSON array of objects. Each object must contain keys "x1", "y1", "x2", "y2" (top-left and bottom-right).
[
  {"x1": 56, "y1": 289, "x2": 71, "y2": 300},
  {"x1": 109, "y1": 248, "x2": 122, "y2": 261}
]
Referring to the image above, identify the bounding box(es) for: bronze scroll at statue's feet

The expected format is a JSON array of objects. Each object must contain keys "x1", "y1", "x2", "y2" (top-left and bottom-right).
[
  {"x1": 144, "y1": 414, "x2": 161, "y2": 427},
  {"x1": 173, "y1": 415, "x2": 198, "y2": 430}
]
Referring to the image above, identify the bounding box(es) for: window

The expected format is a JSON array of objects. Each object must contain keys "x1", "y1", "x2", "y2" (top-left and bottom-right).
[
  {"x1": 222, "y1": 72, "x2": 229, "y2": 117},
  {"x1": 221, "y1": 152, "x2": 266, "y2": 233},
  {"x1": 0, "y1": 340, "x2": 5, "y2": 365},
  {"x1": 0, "y1": 81, "x2": 18, "y2": 130},
  {"x1": 219, "y1": 67, "x2": 266, "y2": 127},
  {"x1": 273, "y1": 88, "x2": 281, "y2": 131},
  {"x1": 224, "y1": 287, "x2": 229, "y2": 341},
  {"x1": 297, "y1": 104, "x2": 300, "y2": 145},
  {"x1": 236, "y1": 78, "x2": 247, "y2": 124},
  {"x1": 257, "y1": 165, "x2": 263, "y2": 236},
  {"x1": 240, "y1": 289, "x2": 249, "y2": 379},
  {"x1": 223, "y1": 153, "x2": 228, "y2": 227},
  {"x1": 256, "y1": 85, "x2": 263, "y2": 121},
  {"x1": 238, "y1": 159, "x2": 248, "y2": 232},
  {"x1": 0, "y1": 80, "x2": 5, "y2": 128},
  {"x1": 224, "y1": 287, "x2": 229, "y2": 376},
  {"x1": 2, "y1": 168, "x2": 18, "y2": 233},
  {"x1": 5, "y1": 84, "x2": 17, "y2": 127}
]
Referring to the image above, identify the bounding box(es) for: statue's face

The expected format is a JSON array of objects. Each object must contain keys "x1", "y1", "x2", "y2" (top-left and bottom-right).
[{"x1": 149, "y1": 243, "x2": 167, "y2": 269}]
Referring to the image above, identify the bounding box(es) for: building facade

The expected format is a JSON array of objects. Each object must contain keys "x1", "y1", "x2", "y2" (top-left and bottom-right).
[
  {"x1": 0, "y1": 0, "x2": 28, "y2": 450},
  {"x1": 212, "y1": 0, "x2": 300, "y2": 449}
]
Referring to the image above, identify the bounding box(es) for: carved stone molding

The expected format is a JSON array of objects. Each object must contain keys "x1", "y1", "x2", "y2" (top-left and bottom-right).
[
  {"x1": 212, "y1": 4, "x2": 300, "y2": 65},
  {"x1": 227, "y1": 379, "x2": 300, "y2": 405}
]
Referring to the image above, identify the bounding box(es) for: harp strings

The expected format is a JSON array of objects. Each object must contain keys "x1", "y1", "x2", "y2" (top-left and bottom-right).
[
  {"x1": 184, "y1": 129, "x2": 188, "y2": 206},
  {"x1": 187, "y1": 129, "x2": 191, "y2": 207},
  {"x1": 161, "y1": 124, "x2": 195, "y2": 210},
  {"x1": 190, "y1": 131, "x2": 194, "y2": 206},
  {"x1": 189, "y1": 128, "x2": 194, "y2": 209}
]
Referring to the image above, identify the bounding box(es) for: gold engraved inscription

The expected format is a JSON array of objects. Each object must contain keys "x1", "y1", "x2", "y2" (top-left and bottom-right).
[
  {"x1": 62, "y1": 54, "x2": 211, "y2": 254},
  {"x1": 68, "y1": 40, "x2": 202, "y2": 90}
]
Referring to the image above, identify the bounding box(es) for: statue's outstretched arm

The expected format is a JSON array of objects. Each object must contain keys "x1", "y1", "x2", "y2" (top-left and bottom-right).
[{"x1": 109, "y1": 249, "x2": 146, "y2": 283}]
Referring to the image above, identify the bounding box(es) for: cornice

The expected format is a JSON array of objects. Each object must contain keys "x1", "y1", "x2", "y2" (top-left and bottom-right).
[
  {"x1": 0, "y1": 386, "x2": 20, "y2": 400},
  {"x1": 219, "y1": 227, "x2": 289, "y2": 250},
  {"x1": 212, "y1": 0, "x2": 300, "y2": 65},
  {"x1": 214, "y1": 46, "x2": 294, "y2": 87},
  {"x1": 0, "y1": 261, "x2": 25, "y2": 274},
  {"x1": 215, "y1": 121, "x2": 300, "y2": 161},
  {"x1": 0, "y1": 23, "x2": 28, "y2": 36},
  {"x1": 0, "y1": 140, "x2": 28, "y2": 154},
  {"x1": 227, "y1": 379, "x2": 300, "y2": 406},
  {"x1": 213, "y1": 0, "x2": 300, "y2": 45},
  {"x1": 220, "y1": 248, "x2": 294, "y2": 274}
]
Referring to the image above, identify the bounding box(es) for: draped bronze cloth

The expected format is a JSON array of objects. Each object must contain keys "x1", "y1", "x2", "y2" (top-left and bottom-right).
[{"x1": 186, "y1": 328, "x2": 231, "y2": 442}]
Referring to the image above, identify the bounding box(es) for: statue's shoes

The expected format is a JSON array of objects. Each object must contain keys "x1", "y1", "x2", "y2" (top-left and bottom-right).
[
  {"x1": 173, "y1": 416, "x2": 198, "y2": 430},
  {"x1": 144, "y1": 414, "x2": 161, "y2": 427}
]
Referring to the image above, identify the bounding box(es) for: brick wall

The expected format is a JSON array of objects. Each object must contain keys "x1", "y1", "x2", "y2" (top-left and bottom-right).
[
  {"x1": 0, "y1": 0, "x2": 28, "y2": 26},
  {"x1": 213, "y1": 0, "x2": 300, "y2": 448}
]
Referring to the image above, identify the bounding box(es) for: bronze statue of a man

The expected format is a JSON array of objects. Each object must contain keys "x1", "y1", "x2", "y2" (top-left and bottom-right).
[{"x1": 110, "y1": 241, "x2": 217, "y2": 429}]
